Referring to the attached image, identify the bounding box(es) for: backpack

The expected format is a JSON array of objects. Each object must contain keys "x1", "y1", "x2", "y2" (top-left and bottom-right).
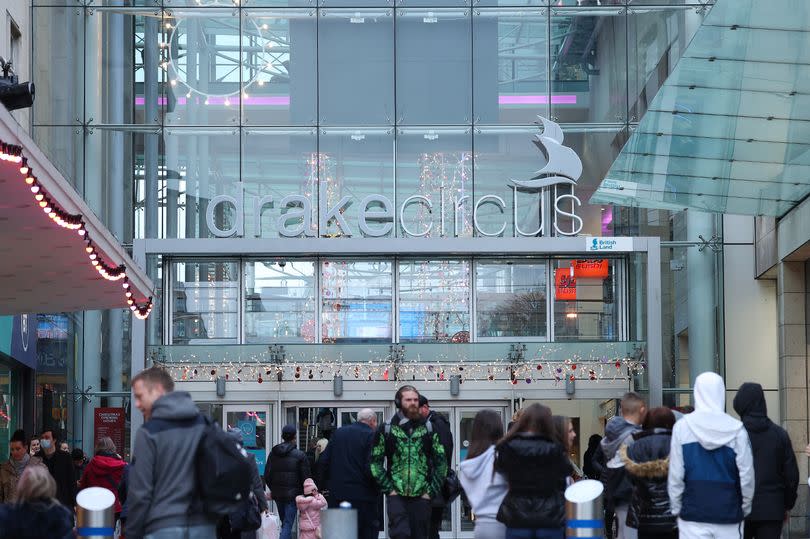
[{"x1": 195, "y1": 415, "x2": 254, "y2": 515}]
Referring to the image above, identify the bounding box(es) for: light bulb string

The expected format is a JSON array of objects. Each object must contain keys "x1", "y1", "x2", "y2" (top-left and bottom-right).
[{"x1": 7, "y1": 141, "x2": 154, "y2": 319}]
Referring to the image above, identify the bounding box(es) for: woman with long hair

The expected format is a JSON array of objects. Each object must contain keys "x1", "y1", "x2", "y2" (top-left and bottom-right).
[
  {"x1": 495, "y1": 403, "x2": 572, "y2": 539},
  {"x1": 79, "y1": 436, "x2": 128, "y2": 519},
  {"x1": 552, "y1": 415, "x2": 583, "y2": 483},
  {"x1": 620, "y1": 407, "x2": 677, "y2": 539},
  {"x1": 458, "y1": 409, "x2": 508, "y2": 539},
  {"x1": 0, "y1": 464, "x2": 74, "y2": 539}
]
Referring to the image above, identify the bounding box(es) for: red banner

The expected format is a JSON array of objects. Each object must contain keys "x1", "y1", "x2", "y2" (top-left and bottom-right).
[
  {"x1": 94, "y1": 407, "x2": 125, "y2": 453},
  {"x1": 555, "y1": 269, "x2": 577, "y2": 300},
  {"x1": 572, "y1": 259, "x2": 609, "y2": 279}
]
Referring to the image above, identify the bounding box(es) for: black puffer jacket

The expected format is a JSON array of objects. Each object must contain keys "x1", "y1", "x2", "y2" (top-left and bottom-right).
[
  {"x1": 264, "y1": 442, "x2": 311, "y2": 503},
  {"x1": 733, "y1": 382, "x2": 799, "y2": 521},
  {"x1": 621, "y1": 429, "x2": 676, "y2": 534},
  {"x1": 495, "y1": 434, "x2": 572, "y2": 529}
]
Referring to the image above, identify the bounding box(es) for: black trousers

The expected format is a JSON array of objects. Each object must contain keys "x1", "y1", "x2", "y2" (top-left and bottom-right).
[
  {"x1": 352, "y1": 499, "x2": 381, "y2": 539},
  {"x1": 387, "y1": 495, "x2": 431, "y2": 539},
  {"x1": 638, "y1": 531, "x2": 677, "y2": 539},
  {"x1": 428, "y1": 506, "x2": 445, "y2": 539},
  {"x1": 743, "y1": 520, "x2": 784, "y2": 539}
]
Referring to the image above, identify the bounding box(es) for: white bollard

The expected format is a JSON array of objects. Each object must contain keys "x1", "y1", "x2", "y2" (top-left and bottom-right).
[
  {"x1": 76, "y1": 487, "x2": 116, "y2": 539},
  {"x1": 320, "y1": 501, "x2": 358, "y2": 539},
  {"x1": 565, "y1": 479, "x2": 605, "y2": 539}
]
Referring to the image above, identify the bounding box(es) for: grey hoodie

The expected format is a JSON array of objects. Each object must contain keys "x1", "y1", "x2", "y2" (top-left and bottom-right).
[{"x1": 127, "y1": 391, "x2": 215, "y2": 539}]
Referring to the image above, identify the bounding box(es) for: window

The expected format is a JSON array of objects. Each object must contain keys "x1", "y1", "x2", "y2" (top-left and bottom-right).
[
  {"x1": 8, "y1": 14, "x2": 20, "y2": 73},
  {"x1": 171, "y1": 261, "x2": 239, "y2": 344},
  {"x1": 322, "y1": 260, "x2": 392, "y2": 342},
  {"x1": 476, "y1": 260, "x2": 547, "y2": 339},
  {"x1": 553, "y1": 258, "x2": 618, "y2": 341},
  {"x1": 245, "y1": 260, "x2": 316, "y2": 343},
  {"x1": 399, "y1": 260, "x2": 470, "y2": 342}
]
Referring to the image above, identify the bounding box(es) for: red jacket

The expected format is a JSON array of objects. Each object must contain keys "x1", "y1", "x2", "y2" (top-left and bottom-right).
[{"x1": 79, "y1": 454, "x2": 127, "y2": 513}]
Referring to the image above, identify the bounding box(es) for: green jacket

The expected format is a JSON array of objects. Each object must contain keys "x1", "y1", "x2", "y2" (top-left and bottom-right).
[{"x1": 370, "y1": 415, "x2": 448, "y2": 498}]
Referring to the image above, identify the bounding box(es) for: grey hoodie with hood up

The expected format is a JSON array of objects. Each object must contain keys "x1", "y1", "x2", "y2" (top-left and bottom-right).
[{"x1": 127, "y1": 391, "x2": 215, "y2": 539}]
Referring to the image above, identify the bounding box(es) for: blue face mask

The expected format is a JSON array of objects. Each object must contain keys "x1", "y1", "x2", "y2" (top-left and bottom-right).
[{"x1": 40, "y1": 439, "x2": 52, "y2": 450}]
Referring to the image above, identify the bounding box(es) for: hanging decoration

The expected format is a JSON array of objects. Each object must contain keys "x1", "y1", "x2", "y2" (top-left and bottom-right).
[{"x1": 6, "y1": 142, "x2": 153, "y2": 318}]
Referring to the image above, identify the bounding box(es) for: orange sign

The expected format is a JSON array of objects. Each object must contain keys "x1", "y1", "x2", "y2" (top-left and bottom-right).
[
  {"x1": 555, "y1": 269, "x2": 577, "y2": 300},
  {"x1": 572, "y1": 259, "x2": 609, "y2": 279}
]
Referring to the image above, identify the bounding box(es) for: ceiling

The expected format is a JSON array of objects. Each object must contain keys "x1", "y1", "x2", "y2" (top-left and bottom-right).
[
  {"x1": 0, "y1": 112, "x2": 153, "y2": 315},
  {"x1": 591, "y1": 0, "x2": 810, "y2": 217}
]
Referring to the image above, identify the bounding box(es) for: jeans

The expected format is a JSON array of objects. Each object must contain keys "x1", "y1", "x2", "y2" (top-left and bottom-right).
[
  {"x1": 276, "y1": 500, "x2": 298, "y2": 539},
  {"x1": 504, "y1": 528, "x2": 564, "y2": 539},
  {"x1": 144, "y1": 524, "x2": 216, "y2": 539}
]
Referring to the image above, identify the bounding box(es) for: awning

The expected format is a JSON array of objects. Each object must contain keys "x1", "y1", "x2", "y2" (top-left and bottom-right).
[
  {"x1": 591, "y1": 0, "x2": 810, "y2": 217},
  {"x1": 0, "y1": 106, "x2": 153, "y2": 316}
]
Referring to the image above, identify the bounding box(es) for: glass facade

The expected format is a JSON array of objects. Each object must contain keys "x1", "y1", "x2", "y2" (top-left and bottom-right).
[{"x1": 26, "y1": 0, "x2": 721, "y2": 456}]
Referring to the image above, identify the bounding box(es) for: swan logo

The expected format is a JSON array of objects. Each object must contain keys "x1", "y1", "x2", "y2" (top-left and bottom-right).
[{"x1": 511, "y1": 117, "x2": 582, "y2": 191}]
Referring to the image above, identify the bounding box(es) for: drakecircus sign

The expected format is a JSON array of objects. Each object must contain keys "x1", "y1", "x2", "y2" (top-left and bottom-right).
[{"x1": 206, "y1": 117, "x2": 584, "y2": 239}]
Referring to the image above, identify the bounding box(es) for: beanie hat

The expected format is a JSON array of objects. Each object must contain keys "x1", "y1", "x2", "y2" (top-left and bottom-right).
[{"x1": 303, "y1": 478, "x2": 317, "y2": 495}]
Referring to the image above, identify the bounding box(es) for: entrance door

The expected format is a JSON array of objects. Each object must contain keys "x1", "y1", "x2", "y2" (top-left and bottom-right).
[{"x1": 222, "y1": 404, "x2": 271, "y2": 474}]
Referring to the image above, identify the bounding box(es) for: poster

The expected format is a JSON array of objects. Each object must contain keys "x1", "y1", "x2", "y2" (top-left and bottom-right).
[
  {"x1": 238, "y1": 419, "x2": 257, "y2": 448},
  {"x1": 248, "y1": 448, "x2": 267, "y2": 475},
  {"x1": 94, "y1": 407, "x2": 125, "y2": 453}
]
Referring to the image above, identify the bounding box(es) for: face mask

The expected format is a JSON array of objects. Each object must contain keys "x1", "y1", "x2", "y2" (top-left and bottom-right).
[{"x1": 40, "y1": 439, "x2": 52, "y2": 450}]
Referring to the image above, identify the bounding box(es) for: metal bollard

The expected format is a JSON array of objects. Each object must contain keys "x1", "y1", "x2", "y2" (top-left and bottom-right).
[
  {"x1": 320, "y1": 501, "x2": 358, "y2": 539},
  {"x1": 76, "y1": 487, "x2": 116, "y2": 539},
  {"x1": 565, "y1": 479, "x2": 605, "y2": 539}
]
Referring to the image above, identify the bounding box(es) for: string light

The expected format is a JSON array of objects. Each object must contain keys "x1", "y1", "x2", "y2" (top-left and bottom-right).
[{"x1": 4, "y1": 139, "x2": 154, "y2": 318}]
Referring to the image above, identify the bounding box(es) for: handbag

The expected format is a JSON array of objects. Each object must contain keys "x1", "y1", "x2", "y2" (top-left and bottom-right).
[
  {"x1": 258, "y1": 511, "x2": 281, "y2": 539},
  {"x1": 442, "y1": 469, "x2": 462, "y2": 504},
  {"x1": 229, "y1": 495, "x2": 263, "y2": 532}
]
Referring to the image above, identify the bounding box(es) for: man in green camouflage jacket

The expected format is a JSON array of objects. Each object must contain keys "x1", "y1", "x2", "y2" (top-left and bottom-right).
[{"x1": 370, "y1": 385, "x2": 448, "y2": 539}]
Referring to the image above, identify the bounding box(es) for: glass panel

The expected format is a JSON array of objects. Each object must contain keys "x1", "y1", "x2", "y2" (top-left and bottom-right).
[
  {"x1": 245, "y1": 260, "x2": 317, "y2": 343},
  {"x1": 550, "y1": 8, "x2": 627, "y2": 124},
  {"x1": 472, "y1": 9, "x2": 548, "y2": 124},
  {"x1": 396, "y1": 10, "x2": 472, "y2": 125},
  {"x1": 160, "y1": 128, "x2": 240, "y2": 239},
  {"x1": 552, "y1": 258, "x2": 617, "y2": 341},
  {"x1": 172, "y1": 260, "x2": 239, "y2": 344},
  {"x1": 30, "y1": 126, "x2": 84, "y2": 193},
  {"x1": 241, "y1": 10, "x2": 317, "y2": 126},
  {"x1": 399, "y1": 260, "x2": 471, "y2": 342},
  {"x1": 296, "y1": 407, "x2": 337, "y2": 459},
  {"x1": 322, "y1": 260, "x2": 393, "y2": 342},
  {"x1": 89, "y1": 8, "x2": 158, "y2": 125},
  {"x1": 627, "y1": 6, "x2": 706, "y2": 121},
  {"x1": 339, "y1": 410, "x2": 384, "y2": 426},
  {"x1": 225, "y1": 409, "x2": 269, "y2": 472},
  {"x1": 319, "y1": 128, "x2": 395, "y2": 238},
  {"x1": 319, "y1": 10, "x2": 394, "y2": 125},
  {"x1": 0, "y1": 365, "x2": 12, "y2": 461},
  {"x1": 476, "y1": 260, "x2": 547, "y2": 339},
  {"x1": 395, "y1": 129, "x2": 473, "y2": 238},
  {"x1": 86, "y1": 128, "x2": 140, "y2": 233},
  {"x1": 164, "y1": 9, "x2": 241, "y2": 126},
  {"x1": 32, "y1": 7, "x2": 83, "y2": 125},
  {"x1": 242, "y1": 128, "x2": 318, "y2": 238}
]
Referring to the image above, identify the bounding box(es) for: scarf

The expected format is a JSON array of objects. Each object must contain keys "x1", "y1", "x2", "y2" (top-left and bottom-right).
[{"x1": 11, "y1": 453, "x2": 30, "y2": 476}]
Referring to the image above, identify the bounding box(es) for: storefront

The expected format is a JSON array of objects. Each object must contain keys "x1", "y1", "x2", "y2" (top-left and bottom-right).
[{"x1": 0, "y1": 315, "x2": 37, "y2": 457}]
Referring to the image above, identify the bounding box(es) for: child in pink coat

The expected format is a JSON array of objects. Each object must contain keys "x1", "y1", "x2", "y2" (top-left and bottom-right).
[{"x1": 296, "y1": 478, "x2": 328, "y2": 539}]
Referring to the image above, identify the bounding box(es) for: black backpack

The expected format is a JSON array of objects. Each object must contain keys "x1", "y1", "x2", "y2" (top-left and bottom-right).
[{"x1": 195, "y1": 415, "x2": 254, "y2": 515}]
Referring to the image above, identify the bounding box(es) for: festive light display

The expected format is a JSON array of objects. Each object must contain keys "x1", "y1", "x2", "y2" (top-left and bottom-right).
[{"x1": 5, "y1": 140, "x2": 153, "y2": 318}]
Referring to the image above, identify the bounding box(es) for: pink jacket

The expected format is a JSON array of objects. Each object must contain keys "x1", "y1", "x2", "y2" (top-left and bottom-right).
[{"x1": 296, "y1": 493, "x2": 327, "y2": 531}]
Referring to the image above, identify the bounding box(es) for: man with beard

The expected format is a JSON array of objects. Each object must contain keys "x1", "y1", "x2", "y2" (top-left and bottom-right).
[{"x1": 371, "y1": 386, "x2": 447, "y2": 539}]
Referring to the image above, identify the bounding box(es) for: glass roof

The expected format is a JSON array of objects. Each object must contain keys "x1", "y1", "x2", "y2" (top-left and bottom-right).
[{"x1": 591, "y1": 0, "x2": 810, "y2": 217}]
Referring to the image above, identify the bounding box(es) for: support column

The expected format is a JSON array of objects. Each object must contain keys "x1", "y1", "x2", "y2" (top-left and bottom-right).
[{"x1": 686, "y1": 210, "x2": 717, "y2": 382}]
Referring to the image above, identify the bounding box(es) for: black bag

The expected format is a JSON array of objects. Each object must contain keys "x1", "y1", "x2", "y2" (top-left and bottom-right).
[
  {"x1": 229, "y1": 495, "x2": 263, "y2": 532},
  {"x1": 196, "y1": 415, "x2": 254, "y2": 515},
  {"x1": 442, "y1": 468, "x2": 462, "y2": 504}
]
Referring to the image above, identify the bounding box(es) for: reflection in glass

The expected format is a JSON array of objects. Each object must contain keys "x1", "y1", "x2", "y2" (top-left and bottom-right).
[
  {"x1": 322, "y1": 261, "x2": 393, "y2": 342},
  {"x1": 399, "y1": 260, "x2": 470, "y2": 342},
  {"x1": 553, "y1": 259, "x2": 617, "y2": 341},
  {"x1": 172, "y1": 261, "x2": 239, "y2": 344},
  {"x1": 476, "y1": 261, "x2": 547, "y2": 338},
  {"x1": 245, "y1": 261, "x2": 316, "y2": 343}
]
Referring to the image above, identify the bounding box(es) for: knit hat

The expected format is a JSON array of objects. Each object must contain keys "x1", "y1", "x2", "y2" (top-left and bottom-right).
[{"x1": 303, "y1": 478, "x2": 317, "y2": 495}]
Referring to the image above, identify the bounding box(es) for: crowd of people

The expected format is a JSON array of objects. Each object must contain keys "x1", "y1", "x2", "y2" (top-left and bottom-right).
[{"x1": 0, "y1": 369, "x2": 804, "y2": 539}]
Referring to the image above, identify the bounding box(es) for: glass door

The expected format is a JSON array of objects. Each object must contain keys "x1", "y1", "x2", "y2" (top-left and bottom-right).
[
  {"x1": 222, "y1": 404, "x2": 271, "y2": 474},
  {"x1": 338, "y1": 408, "x2": 385, "y2": 428}
]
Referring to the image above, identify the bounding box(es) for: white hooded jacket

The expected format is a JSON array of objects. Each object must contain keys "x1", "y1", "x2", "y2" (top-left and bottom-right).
[
  {"x1": 458, "y1": 445, "x2": 508, "y2": 523},
  {"x1": 668, "y1": 372, "x2": 755, "y2": 523}
]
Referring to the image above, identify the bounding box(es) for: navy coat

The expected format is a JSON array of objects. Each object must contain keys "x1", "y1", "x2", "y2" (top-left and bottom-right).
[{"x1": 319, "y1": 421, "x2": 379, "y2": 503}]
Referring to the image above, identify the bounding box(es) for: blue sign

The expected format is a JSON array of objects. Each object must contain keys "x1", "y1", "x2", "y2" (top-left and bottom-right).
[
  {"x1": 248, "y1": 448, "x2": 267, "y2": 475},
  {"x1": 238, "y1": 419, "x2": 257, "y2": 447},
  {"x1": 0, "y1": 315, "x2": 37, "y2": 369}
]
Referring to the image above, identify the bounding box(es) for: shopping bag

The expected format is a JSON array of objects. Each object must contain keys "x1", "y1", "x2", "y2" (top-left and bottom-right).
[{"x1": 258, "y1": 510, "x2": 281, "y2": 539}]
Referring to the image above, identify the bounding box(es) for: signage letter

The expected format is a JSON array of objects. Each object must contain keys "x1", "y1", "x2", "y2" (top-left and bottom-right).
[
  {"x1": 359, "y1": 195, "x2": 394, "y2": 237},
  {"x1": 554, "y1": 193, "x2": 583, "y2": 236},
  {"x1": 320, "y1": 195, "x2": 354, "y2": 237},
  {"x1": 278, "y1": 195, "x2": 315, "y2": 237},
  {"x1": 253, "y1": 195, "x2": 274, "y2": 237},
  {"x1": 473, "y1": 195, "x2": 507, "y2": 237},
  {"x1": 206, "y1": 192, "x2": 244, "y2": 238},
  {"x1": 400, "y1": 195, "x2": 433, "y2": 237}
]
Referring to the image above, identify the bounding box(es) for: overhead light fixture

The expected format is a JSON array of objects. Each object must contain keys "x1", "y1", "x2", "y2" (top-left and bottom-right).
[{"x1": 0, "y1": 57, "x2": 34, "y2": 112}]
